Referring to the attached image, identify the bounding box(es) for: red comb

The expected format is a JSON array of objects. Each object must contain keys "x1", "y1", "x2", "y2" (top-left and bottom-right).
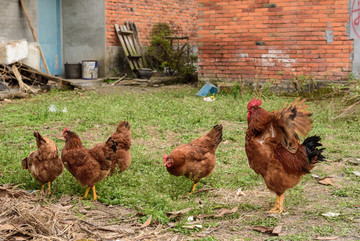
[
  {"x1": 247, "y1": 97, "x2": 262, "y2": 110},
  {"x1": 62, "y1": 128, "x2": 68, "y2": 134},
  {"x1": 163, "y1": 154, "x2": 167, "y2": 164}
]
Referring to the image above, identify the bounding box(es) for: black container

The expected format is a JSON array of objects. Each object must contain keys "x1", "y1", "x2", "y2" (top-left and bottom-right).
[
  {"x1": 64, "y1": 63, "x2": 81, "y2": 79},
  {"x1": 137, "y1": 68, "x2": 153, "y2": 79}
]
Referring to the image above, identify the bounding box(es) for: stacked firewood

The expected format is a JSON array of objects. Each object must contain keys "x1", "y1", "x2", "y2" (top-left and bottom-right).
[{"x1": 0, "y1": 62, "x2": 74, "y2": 101}]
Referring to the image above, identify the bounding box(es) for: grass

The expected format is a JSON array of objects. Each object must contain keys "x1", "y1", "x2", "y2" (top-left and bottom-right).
[{"x1": 0, "y1": 85, "x2": 360, "y2": 239}]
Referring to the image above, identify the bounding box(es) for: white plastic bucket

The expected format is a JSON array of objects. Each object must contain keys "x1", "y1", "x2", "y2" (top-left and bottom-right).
[{"x1": 82, "y1": 60, "x2": 98, "y2": 79}]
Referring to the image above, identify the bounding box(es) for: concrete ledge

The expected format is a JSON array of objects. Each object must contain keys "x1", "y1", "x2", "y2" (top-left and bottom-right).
[{"x1": 65, "y1": 78, "x2": 104, "y2": 88}]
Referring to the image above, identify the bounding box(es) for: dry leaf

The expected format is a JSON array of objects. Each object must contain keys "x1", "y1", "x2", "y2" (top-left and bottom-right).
[
  {"x1": 215, "y1": 206, "x2": 238, "y2": 217},
  {"x1": 140, "y1": 214, "x2": 152, "y2": 228},
  {"x1": 318, "y1": 177, "x2": 334, "y2": 185},
  {"x1": 345, "y1": 158, "x2": 360, "y2": 165},
  {"x1": 0, "y1": 223, "x2": 15, "y2": 231},
  {"x1": 253, "y1": 225, "x2": 282, "y2": 236},
  {"x1": 182, "y1": 224, "x2": 203, "y2": 229},
  {"x1": 252, "y1": 225, "x2": 273, "y2": 234},
  {"x1": 166, "y1": 208, "x2": 193, "y2": 218},
  {"x1": 314, "y1": 236, "x2": 339, "y2": 240},
  {"x1": 272, "y1": 225, "x2": 283, "y2": 235}
]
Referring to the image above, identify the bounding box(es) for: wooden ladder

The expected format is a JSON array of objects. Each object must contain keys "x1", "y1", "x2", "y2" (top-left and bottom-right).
[{"x1": 115, "y1": 22, "x2": 147, "y2": 76}]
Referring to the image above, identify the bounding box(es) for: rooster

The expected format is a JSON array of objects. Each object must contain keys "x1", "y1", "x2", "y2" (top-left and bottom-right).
[
  {"x1": 61, "y1": 128, "x2": 116, "y2": 200},
  {"x1": 245, "y1": 98, "x2": 325, "y2": 213},
  {"x1": 163, "y1": 124, "x2": 223, "y2": 194},
  {"x1": 21, "y1": 131, "x2": 63, "y2": 195}
]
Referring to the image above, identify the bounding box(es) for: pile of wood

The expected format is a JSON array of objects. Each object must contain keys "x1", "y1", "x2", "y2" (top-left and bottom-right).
[{"x1": 0, "y1": 62, "x2": 74, "y2": 101}]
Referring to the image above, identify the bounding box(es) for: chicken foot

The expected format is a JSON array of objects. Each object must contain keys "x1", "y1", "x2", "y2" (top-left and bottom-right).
[
  {"x1": 268, "y1": 193, "x2": 285, "y2": 213},
  {"x1": 40, "y1": 182, "x2": 52, "y2": 195},
  {"x1": 80, "y1": 186, "x2": 98, "y2": 200},
  {"x1": 81, "y1": 187, "x2": 91, "y2": 200},
  {"x1": 188, "y1": 182, "x2": 198, "y2": 195}
]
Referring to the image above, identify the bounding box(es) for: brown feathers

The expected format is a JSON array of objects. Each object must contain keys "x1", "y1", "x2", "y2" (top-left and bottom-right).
[
  {"x1": 273, "y1": 98, "x2": 313, "y2": 138},
  {"x1": 22, "y1": 132, "x2": 63, "y2": 186},
  {"x1": 164, "y1": 124, "x2": 223, "y2": 184},
  {"x1": 245, "y1": 98, "x2": 324, "y2": 196}
]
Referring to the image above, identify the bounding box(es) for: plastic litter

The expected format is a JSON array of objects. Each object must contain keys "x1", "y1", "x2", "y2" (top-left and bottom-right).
[
  {"x1": 49, "y1": 105, "x2": 57, "y2": 112},
  {"x1": 311, "y1": 174, "x2": 320, "y2": 179},
  {"x1": 49, "y1": 105, "x2": 67, "y2": 113},
  {"x1": 322, "y1": 212, "x2": 340, "y2": 217},
  {"x1": 353, "y1": 171, "x2": 360, "y2": 176},
  {"x1": 236, "y1": 188, "x2": 246, "y2": 196},
  {"x1": 203, "y1": 96, "x2": 215, "y2": 102},
  {"x1": 196, "y1": 82, "x2": 218, "y2": 97}
]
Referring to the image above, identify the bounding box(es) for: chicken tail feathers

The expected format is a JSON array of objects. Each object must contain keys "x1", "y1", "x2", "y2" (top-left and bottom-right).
[
  {"x1": 207, "y1": 124, "x2": 223, "y2": 146},
  {"x1": 116, "y1": 121, "x2": 131, "y2": 132},
  {"x1": 21, "y1": 157, "x2": 28, "y2": 169},
  {"x1": 276, "y1": 98, "x2": 313, "y2": 138},
  {"x1": 33, "y1": 131, "x2": 46, "y2": 144},
  {"x1": 302, "y1": 135, "x2": 326, "y2": 167}
]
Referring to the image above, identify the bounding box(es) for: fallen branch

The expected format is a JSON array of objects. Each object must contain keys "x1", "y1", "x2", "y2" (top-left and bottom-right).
[
  {"x1": 0, "y1": 90, "x2": 28, "y2": 101},
  {"x1": 12, "y1": 65, "x2": 38, "y2": 94},
  {"x1": 111, "y1": 74, "x2": 127, "y2": 86},
  {"x1": 18, "y1": 63, "x2": 75, "y2": 88}
]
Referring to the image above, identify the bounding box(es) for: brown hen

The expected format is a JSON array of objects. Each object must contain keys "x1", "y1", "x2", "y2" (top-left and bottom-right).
[
  {"x1": 21, "y1": 131, "x2": 63, "y2": 195},
  {"x1": 61, "y1": 129, "x2": 116, "y2": 200},
  {"x1": 164, "y1": 124, "x2": 223, "y2": 194},
  {"x1": 108, "y1": 121, "x2": 132, "y2": 175}
]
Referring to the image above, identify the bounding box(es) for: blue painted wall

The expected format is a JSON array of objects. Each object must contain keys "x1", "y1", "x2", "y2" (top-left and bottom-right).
[{"x1": 38, "y1": 0, "x2": 62, "y2": 75}]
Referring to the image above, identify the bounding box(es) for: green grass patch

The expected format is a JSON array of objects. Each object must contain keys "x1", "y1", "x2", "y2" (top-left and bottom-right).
[{"x1": 1, "y1": 85, "x2": 360, "y2": 239}]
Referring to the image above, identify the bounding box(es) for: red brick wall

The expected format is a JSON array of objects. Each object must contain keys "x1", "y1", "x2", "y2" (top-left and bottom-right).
[
  {"x1": 198, "y1": 0, "x2": 354, "y2": 82},
  {"x1": 105, "y1": 0, "x2": 198, "y2": 47}
]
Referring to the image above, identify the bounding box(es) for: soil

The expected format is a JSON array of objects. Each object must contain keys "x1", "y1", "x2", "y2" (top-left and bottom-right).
[{"x1": 2, "y1": 159, "x2": 359, "y2": 241}]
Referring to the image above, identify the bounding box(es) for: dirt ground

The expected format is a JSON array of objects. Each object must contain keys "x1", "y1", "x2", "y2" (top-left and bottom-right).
[{"x1": 1, "y1": 158, "x2": 359, "y2": 241}]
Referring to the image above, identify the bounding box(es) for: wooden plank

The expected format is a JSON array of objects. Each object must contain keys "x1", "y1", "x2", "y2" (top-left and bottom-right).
[
  {"x1": 128, "y1": 55, "x2": 142, "y2": 58},
  {"x1": 114, "y1": 24, "x2": 135, "y2": 72},
  {"x1": 20, "y1": 0, "x2": 50, "y2": 75},
  {"x1": 18, "y1": 63, "x2": 75, "y2": 88},
  {"x1": 121, "y1": 25, "x2": 141, "y2": 69},
  {"x1": 118, "y1": 30, "x2": 133, "y2": 35},
  {"x1": 126, "y1": 21, "x2": 147, "y2": 68}
]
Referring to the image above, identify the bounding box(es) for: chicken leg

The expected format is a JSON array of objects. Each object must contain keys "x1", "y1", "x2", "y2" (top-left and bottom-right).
[
  {"x1": 81, "y1": 187, "x2": 91, "y2": 199},
  {"x1": 188, "y1": 182, "x2": 198, "y2": 195},
  {"x1": 92, "y1": 186, "x2": 98, "y2": 200},
  {"x1": 268, "y1": 193, "x2": 285, "y2": 213},
  {"x1": 47, "y1": 182, "x2": 51, "y2": 195},
  {"x1": 40, "y1": 182, "x2": 52, "y2": 195}
]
